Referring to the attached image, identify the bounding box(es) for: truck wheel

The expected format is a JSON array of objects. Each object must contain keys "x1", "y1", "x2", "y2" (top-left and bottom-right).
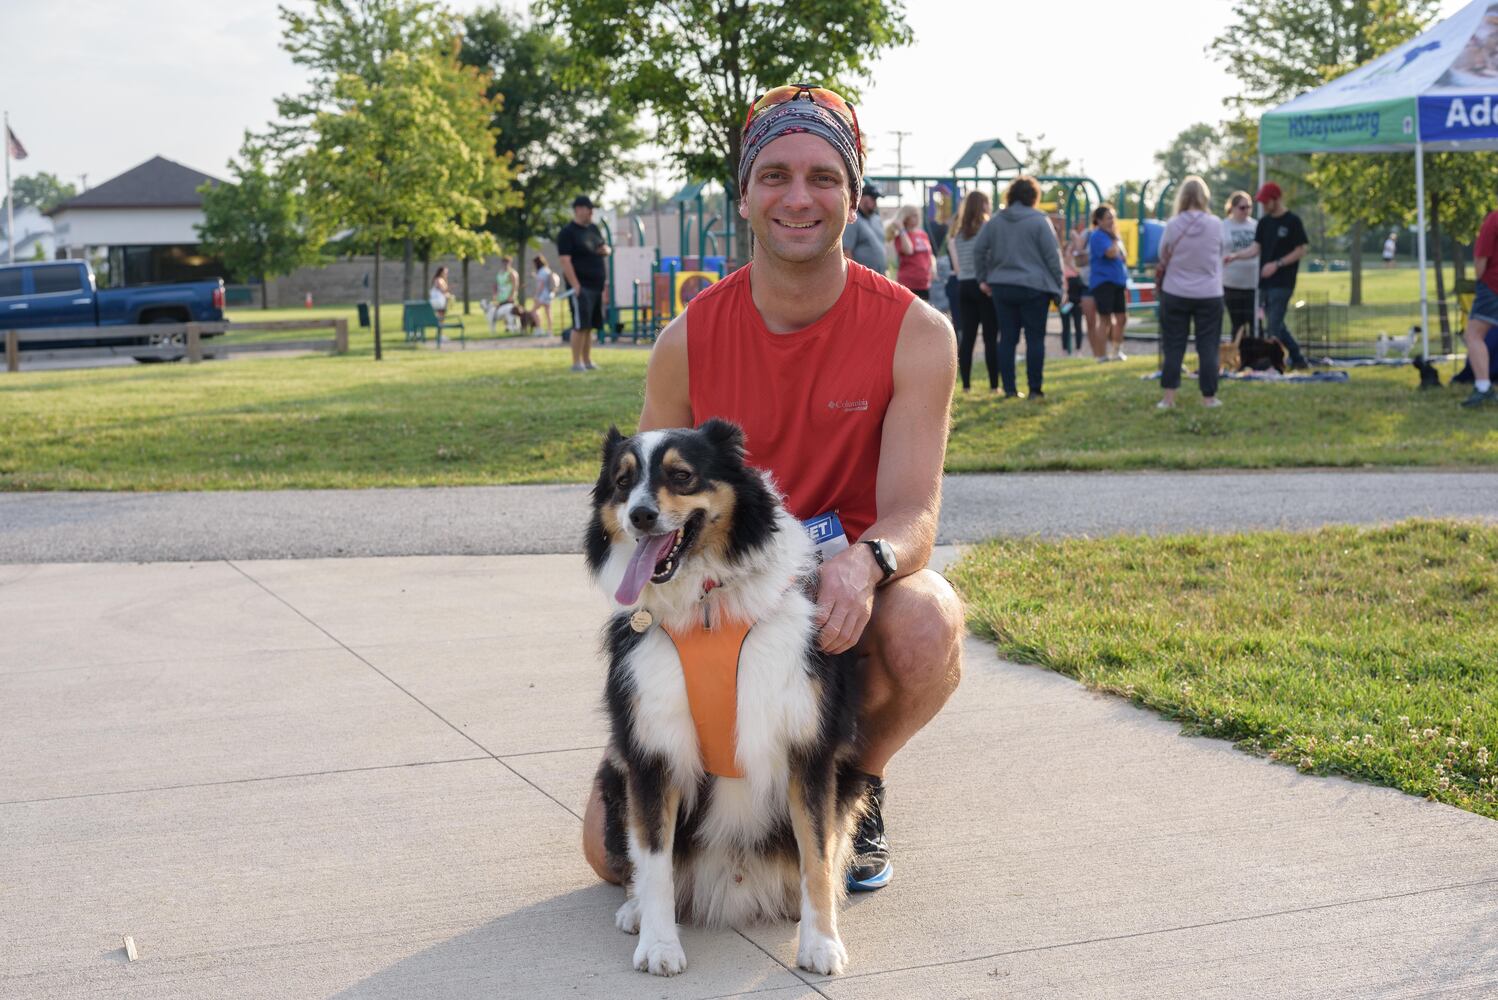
[{"x1": 132, "y1": 317, "x2": 187, "y2": 363}]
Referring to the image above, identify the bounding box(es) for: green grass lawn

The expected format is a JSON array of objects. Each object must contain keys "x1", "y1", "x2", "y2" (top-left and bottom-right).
[
  {"x1": 948, "y1": 520, "x2": 1498, "y2": 819},
  {"x1": 221, "y1": 302, "x2": 544, "y2": 350},
  {"x1": 3, "y1": 348, "x2": 1494, "y2": 491},
  {"x1": 0, "y1": 347, "x2": 649, "y2": 490},
  {"x1": 945, "y1": 354, "x2": 1497, "y2": 473}
]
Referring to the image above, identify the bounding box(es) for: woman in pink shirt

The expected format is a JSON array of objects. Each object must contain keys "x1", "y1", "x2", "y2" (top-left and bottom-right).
[
  {"x1": 889, "y1": 205, "x2": 936, "y2": 300},
  {"x1": 1155, "y1": 176, "x2": 1225, "y2": 409}
]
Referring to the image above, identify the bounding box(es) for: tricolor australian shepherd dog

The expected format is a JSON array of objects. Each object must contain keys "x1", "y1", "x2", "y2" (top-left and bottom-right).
[{"x1": 585, "y1": 420, "x2": 866, "y2": 977}]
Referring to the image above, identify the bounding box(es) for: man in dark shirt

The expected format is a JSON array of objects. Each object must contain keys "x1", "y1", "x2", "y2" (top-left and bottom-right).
[
  {"x1": 557, "y1": 194, "x2": 611, "y2": 371},
  {"x1": 1226, "y1": 182, "x2": 1310, "y2": 369}
]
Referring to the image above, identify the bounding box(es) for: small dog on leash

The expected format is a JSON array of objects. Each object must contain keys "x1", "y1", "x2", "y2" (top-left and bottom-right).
[
  {"x1": 1412, "y1": 355, "x2": 1442, "y2": 389},
  {"x1": 587, "y1": 420, "x2": 866, "y2": 978},
  {"x1": 1220, "y1": 325, "x2": 1244, "y2": 373},
  {"x1": 1377, "y1": 325, "x2": 1420, "y2": 360},
  {"x1": 1224, "y1": 324, "x2": 1287, "y2": 374},
  {"x1": 480, "y1": 298, "x2": 541, "y2": 333}
]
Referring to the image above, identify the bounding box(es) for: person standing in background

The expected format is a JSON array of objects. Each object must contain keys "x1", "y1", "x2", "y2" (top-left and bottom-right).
[
  {"x1": 1460, "y1": 207, "x2": 1498, "y2": 407},
  {"x1": 1060, "y1": 217, "x2": 1085, "y2": 355},
  {"x1": 428, "y1": 265, "x2": 451, "y2": 321},
  {"x1": 557, "y1": 194, "x2": 611, "y2": 371},
  {"x1": 1383, "y1": 230, "x2": 1398, "y2": 268},
  {"x1": 533, "y1": 255, "x2": 558, "y2": 335},
  {"x1": 1220, "y1": 191, "x2": 1258, "y2": 336},
  {"x1": 1225, "y1": 182, "x2": 1311, "y2": 370},
  {"x1": 494, "y1": 255, "x2": 519, "y2": 311},
  {"x1": 891, "y1": 205, "x2": 936, "y2": 300},
  {"x1": 1155, "y1": 176, "x2": 1224, "y2": 410},
  {"x1": 1088, "y1": 204, "x2": 1130, "y2": 362},
  {"x1": 950, "y1": 190, "x2": 999, "y2": 392},
  {"x1": 843, "y1": 182, "x2": 889, "y2": 274},
  {"x1": 1069, "y1": 217, "x2": 1101, "y2": 358},
  {"x1": 972, "y1": 176, "x2": 1065, "y2": 399}
]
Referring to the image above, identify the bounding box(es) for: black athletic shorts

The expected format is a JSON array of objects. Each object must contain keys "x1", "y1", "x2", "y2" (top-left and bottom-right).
[
  {"x1": 1093, "y1": 281, "x2": 1128, "y2": 315},
  {"x1": 572, "y1": 286, "x2": 605, "y2": 331}
]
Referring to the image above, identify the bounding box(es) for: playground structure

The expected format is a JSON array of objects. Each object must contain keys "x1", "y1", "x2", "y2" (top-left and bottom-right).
[{"x1": 591, "y1": 137, "x2": 1186, "y2": 342}]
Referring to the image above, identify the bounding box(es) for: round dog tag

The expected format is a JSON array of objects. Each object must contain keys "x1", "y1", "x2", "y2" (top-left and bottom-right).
[{"x1": 629, "y1": 610, "x2": 653, "y2": 633}]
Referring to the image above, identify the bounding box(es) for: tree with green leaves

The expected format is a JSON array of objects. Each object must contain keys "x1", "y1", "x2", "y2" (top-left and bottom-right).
[
  {"x1": 271, "y1": 0, "x2": 449, "y2": 147},
  {"x1": 7, "y1": 172, "x2": 77, "y2": 214},
  {"x1": 458, "y1": 10, "x2": 642, "y2": 300},
  {"x1": 540, "y1": 0, "x2": 913, "y2": 260},
  {"x1": 270, "y1": 0, "x2": 455, "y2": 297},
  {"x1": 197, "y1": 137, "x2": 320, "y2": 309},
  {"x1": 299, "y1": 48, "x2": 517, "y2": 358},
  {"x1": 1209, "y1": 0, "x2": 1439, "y2": 108},
  {"x1": 1151, "y1": 120, "x2": 1259, "y2": 214},
  {"x1": 1211, "y1": 0, "x2": 1441, "y2": 303}
]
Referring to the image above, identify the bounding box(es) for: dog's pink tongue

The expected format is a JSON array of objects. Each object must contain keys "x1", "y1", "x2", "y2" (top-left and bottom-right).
[{"x1": 615, "y1": 532, "x2": 676, "y2": 605}]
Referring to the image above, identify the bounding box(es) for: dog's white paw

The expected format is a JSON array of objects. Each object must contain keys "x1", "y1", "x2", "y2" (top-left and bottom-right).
[
  {"x1": 796, "y1": 929, "x2": 848, "y2": 976},
  {"x1": 633, "y1": 934, "x2": 687, "y2": 976},
  {"x1": 614, "y1": 897, "x2": 641, "y2": 934}
]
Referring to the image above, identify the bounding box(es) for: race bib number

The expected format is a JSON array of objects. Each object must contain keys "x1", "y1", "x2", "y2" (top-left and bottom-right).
[{"x1": 802, "y1": 511, "x2": 850, "y2": 564}]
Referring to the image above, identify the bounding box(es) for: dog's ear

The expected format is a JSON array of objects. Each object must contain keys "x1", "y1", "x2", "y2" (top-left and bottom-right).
[
  {"x1": 698, "y1": 419, "x2": 747, "y2": 461},
  {"x1": 592, "y1": 426, "x2": 626, "y2": 504}
]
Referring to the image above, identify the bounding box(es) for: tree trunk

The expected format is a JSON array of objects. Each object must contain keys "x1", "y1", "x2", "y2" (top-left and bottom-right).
[
  {"x1": 727, "y1": 137, "x2": 751, "y2": 265},
  {"x1": 260, "y1": 275, "x2": 268, "y2": 310},
  {"x1": 402, "y1": 237, "x2": 414, "y2": 301},
  {"x1": 1431, "y1": 192, "x2": 1451, "y2": 351},
  {"x1": 518, "y1": 227, "x2": 531, "y2": 305},
  {"x1": 374, "y1": 244, "x2": 383, "y2": 362},
  {"x1": 462, "y1": 257, "x2": 470, "y2": 315},
  {"x1": 1349, "y1": 221, "x2": 1363, "y2": 307},
  {"x1": 421, "y1": 252, "x2": 429, "y2": 293},
  {"x1": 1454, "y1": 241, "x2": 1468, "y2": 286}
]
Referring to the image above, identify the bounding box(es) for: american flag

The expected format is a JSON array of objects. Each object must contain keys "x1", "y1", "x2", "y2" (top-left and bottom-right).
[{"x1": 6, "y1": 127, "x2": 27, "y2": 161}]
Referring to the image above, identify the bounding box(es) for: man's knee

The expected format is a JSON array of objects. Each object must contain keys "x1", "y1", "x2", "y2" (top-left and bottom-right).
[{"x1": 866, "y1": 569, "x2": 964, "y2": 699}]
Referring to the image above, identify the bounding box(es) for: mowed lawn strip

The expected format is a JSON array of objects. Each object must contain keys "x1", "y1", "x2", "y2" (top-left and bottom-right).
[
  {"x1": 0, "y1": 348, "x2": 649, "y2": 490},
  {"x1": 947, "y1": 519, "x2": 1498, "y2": 819},
  {"x1": 3, "y1": 346, "x2": 1497, "y2": 490}
]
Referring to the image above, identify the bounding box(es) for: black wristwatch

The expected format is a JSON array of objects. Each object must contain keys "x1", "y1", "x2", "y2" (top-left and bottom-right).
[{"x1": 861, "y1": 538, "x2": 898, "y2": 584}]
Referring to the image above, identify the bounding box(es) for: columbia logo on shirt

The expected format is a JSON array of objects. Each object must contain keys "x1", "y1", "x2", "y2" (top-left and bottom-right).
[{"x1": 827, "y1": 399, "x2": 870, "y2": 412}]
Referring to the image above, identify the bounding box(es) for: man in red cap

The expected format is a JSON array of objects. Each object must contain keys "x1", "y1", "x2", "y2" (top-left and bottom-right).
[{"x1": 1225, "y1": 182, "x2": 1311, "y2": 369}]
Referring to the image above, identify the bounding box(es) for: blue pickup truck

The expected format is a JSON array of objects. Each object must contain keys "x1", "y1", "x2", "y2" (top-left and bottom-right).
[{"x1": 0, "y1": 259, "x2": 225, "y2": 359}]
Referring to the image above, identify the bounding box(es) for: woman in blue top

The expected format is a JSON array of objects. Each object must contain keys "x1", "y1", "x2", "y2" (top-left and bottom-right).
[{"x1": 1088, "y1": 204, "x2": 1130, "y2": 362}]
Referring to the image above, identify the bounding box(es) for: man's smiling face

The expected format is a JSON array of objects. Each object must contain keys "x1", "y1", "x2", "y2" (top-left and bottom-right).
[{"x1": 739, "y1": 132, "x2": 854, "y2": 265}]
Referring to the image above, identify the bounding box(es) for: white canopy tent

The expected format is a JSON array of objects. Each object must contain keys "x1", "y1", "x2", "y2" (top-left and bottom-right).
[{"x1": 1260, "y1": 0, "x2": 1498, "y2": 357}]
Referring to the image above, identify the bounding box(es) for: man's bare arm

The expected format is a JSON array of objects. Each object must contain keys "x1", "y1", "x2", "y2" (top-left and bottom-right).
[
  {"x1": 638, "y1": 313, "x2": 693, "y2": 431},
  {"x1": 866, "y1": 299, "x2": 957, "y2": 575},
  {"x1": 814, "y1": 299, "x2": 956, "y2": 653}
]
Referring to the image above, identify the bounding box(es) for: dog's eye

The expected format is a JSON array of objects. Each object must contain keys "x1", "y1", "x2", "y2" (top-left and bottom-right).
[
  {"x1": 614, "y1": 475, "x2": 631, "y2": 490},
  {"x1": 668, "y1": 469, "x2": 692, "y2": 484}
]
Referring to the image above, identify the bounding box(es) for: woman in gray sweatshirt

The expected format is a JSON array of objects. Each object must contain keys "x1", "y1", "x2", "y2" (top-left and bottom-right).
[{"x1": 973, "y1": 176, "x2": 1066, "y2": 398}]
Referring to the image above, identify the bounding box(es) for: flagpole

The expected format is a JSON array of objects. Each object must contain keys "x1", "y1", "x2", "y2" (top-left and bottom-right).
[{"x1": 5, "y1": 110, "x2": 13, "y2": 264}]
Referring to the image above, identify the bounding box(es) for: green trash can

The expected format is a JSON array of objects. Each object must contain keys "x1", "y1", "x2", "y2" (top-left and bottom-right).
[{"x1": 357, "y1": 302, "x2": 371, "y2": 328}]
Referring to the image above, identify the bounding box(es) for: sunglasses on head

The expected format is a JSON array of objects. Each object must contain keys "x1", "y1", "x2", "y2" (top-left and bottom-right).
[{"x1": 743, "y1": 83, "x2": 863, "y2": 153}]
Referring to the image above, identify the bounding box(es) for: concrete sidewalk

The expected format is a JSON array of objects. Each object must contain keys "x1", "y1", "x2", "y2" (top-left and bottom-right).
[
  {"x1": 3, "y1": 469, "x2": 1495, "y2": 563},
  {"x1": 3, "y1": 551, "x2": 1495, "y2": 999}
]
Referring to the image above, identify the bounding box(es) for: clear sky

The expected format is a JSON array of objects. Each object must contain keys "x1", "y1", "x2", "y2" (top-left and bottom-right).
[{"x1": 0, "y1": 0, "x2": 1473, "y2": 202}]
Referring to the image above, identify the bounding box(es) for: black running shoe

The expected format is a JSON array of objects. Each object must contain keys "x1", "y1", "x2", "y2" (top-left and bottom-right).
[{"x1": 846, "y1": 774, "x2": 892, "y2": 891}]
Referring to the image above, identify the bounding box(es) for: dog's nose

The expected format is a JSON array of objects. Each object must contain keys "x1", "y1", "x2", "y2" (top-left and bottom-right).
[{"x1": 629, "y1": 506, "x2": 658, "y2": 531}]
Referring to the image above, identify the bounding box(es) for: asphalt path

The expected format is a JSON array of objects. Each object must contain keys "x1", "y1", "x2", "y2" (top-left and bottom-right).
[{"x1": 1, "y1": 469, "x2": 1493, "y2": 563}]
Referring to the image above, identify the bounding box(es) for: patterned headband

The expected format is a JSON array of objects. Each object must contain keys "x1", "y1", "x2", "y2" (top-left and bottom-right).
[{"x1": 738, "y1": 100, "x2": 862, "y2": 202}]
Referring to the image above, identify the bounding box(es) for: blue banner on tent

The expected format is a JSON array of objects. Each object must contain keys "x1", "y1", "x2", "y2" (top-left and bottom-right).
[{"x1": 1420, "y1": 93, "x2": 1498, "y2": 142}]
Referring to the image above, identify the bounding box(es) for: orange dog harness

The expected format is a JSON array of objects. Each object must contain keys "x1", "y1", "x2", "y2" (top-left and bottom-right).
[{"x1": 662, "y1": 618, "x2": 753, "y2": 778}]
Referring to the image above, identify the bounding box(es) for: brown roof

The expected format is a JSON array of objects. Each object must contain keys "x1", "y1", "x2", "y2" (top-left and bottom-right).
[{"x1": 48, "y1": 156, "x2": 223, "y2": 215}]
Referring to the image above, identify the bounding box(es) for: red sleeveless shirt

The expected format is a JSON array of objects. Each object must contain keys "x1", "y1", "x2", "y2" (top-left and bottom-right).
[{"x1": 685, "y1": 262, "x2": 914, "y2": 541}]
